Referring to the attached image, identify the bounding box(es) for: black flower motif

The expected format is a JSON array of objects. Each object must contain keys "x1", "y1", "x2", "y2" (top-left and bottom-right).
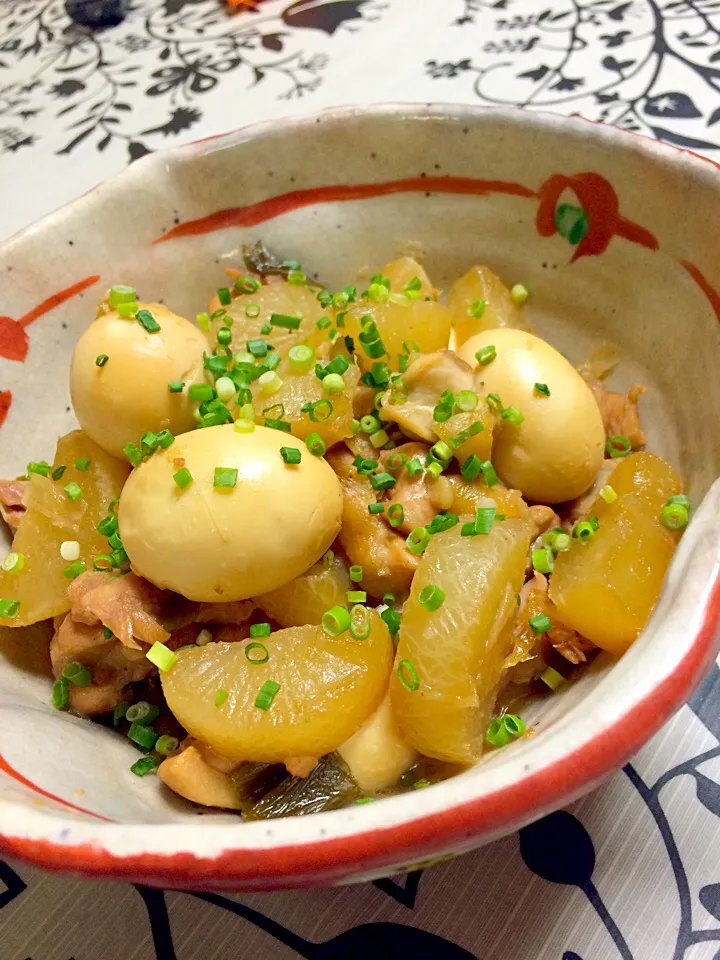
[
  {"x1": 0, "y1": 128, "x2": 35, "y2": 152},
  {"x1": 426, "y1": 58, "x2": 472, "y2": 79},
  {"x1": 116, "y1": 34, "x2": 152, "y2": 54},
  {"x1": 50, "y1": 78, "x2": 85, "y2": 98},
  {"x1": 141, "y1": 106, "x2": 202, "y2": 136},
  {"x1": 147, "y1": 58, "x2": 218, "y2": 97}
]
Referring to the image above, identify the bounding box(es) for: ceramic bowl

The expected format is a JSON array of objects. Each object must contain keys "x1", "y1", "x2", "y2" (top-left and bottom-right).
[{"x1": 1, "y1": 104, "x2": 720, "y2": 891}]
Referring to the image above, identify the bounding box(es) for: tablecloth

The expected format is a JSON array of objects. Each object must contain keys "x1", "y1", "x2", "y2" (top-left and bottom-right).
[{"x1": 2, "y1": 1, "x2": 720, "y2": 958}]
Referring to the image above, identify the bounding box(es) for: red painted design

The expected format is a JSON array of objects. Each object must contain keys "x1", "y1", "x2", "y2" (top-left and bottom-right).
[
  {"x1": 536, "y1": 172, "x2": 658, "y2": 262},
  {"x1": 153, "y1": 176, "x2": 537, "y2": 244},
  {"x1": 0, "y1": 391, "x2": 11, "y2": 429},
  {"x1": 0, "y1": 753, "x2": 109, "y2": 822},
  {"x1": 0, "y1": 274, "x2": 100, "y2": 363},
  {"x1": 680, "y1": 260, "x2": 720, "y2": 323}
]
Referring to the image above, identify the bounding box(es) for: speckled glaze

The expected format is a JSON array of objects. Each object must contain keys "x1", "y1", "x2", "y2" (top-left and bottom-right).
[{"x1": 1, "y1": 104, "x2": 720, "y2": 890}]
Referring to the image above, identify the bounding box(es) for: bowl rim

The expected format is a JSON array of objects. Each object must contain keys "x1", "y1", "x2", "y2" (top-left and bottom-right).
[{"x1": 2, "y1": 101, "x2": 720, "y2": 889}]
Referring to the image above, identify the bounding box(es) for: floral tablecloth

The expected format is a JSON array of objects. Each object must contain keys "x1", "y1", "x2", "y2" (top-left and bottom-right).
[{"x1": 3, "y1": 2, "x2": 720, "y2": 958}]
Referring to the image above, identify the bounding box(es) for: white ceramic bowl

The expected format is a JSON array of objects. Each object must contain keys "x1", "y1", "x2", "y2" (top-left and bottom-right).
[{"x1": 1, "y1": 104, "x2": 720, "y2": 891}]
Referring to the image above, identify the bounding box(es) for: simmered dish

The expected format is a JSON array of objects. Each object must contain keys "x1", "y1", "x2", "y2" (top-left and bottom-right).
[{"x1": 0, "y1": 246, "x2": 689, "y2": 817}]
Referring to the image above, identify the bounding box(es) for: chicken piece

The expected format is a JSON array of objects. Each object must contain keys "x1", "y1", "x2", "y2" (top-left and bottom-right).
[
  {"x1": 547, "y1": 615, "x2": 595, "y2": 665},
  {"x1": 50, "y1": 613, "x2": 152, "y2": 715},
  {"x1": 194, "y1": 738, "x2": 244, "y2": 775},
  {"x1": 284, "y1": 756, "x2": 319, "y2": 778},
  {"x1": 0, "y1": 479, "x2": 28, "y2": 532},
  {"x1": 158, "y1": 745, "x2": 242, "y2": 810},
  {"x1": 380, "y1": 443, "x2": 436, "y2": 535},
  {"x1": 590, "y1": 382, "x2": 646, "y2": 449},
  {"x1": 194, "y1": 601, "x2": 255, "y2": 625},
  {"x1": 68, "y1": 571, "x2": 169, "y2": 650},
  {"x1": 565, "y1": 460, "x2": 617, "y2": 524},
  {"x1": 379, "y1": 350, "x2": 475, "y2": 442},
  {"x1": 326, "y1": 447, "x2": 419, "y2": 597}
]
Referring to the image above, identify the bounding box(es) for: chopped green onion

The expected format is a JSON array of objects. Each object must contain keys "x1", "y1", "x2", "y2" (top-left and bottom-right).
[
  {"x1": 173, "y1": 467, "x2": 193, "y2": 489},
  {"x1": 234, "y1": 419, "x2": 255, "y2": 434},
  {"x1": 529, "y1": 613, "x2": 552, "y2": 635},
  {"x1": 405, "y1": 457, "x2": 424, "y2": 478},
  {"x1": 540, "y1": 666, "x2": 566, "y2": 691},
  {"x1": 109, "y1": 284, "x2": 136, "y2": 308},
  {"x1": 0, "y1": 599, "x2": 20, "y2": 619},
  {"x1": 270, "y1": 312, "x2": 302, "y2": 330},
  {"x1": 62, "y1": 661, "x2": 91, "y2": 687},
  {"x1": 305, "y1": 433, "x2": 326, "y2": 457},
  {"x1": 140, "y1": 432, "x2": 159, "y2": 455},
  {"x1": 27, "y1": 460, "x2": 51, "y2": 477},
  {"x1": 93, "y1": 554, "x2": 113, "y2": 572},
  {"x1": 532, "y1": 547, "x2": 555, "y2": 574},
  {"x1": 316, "y1": 317, "x2": 332, "y2": 331},
  {"x1": 113, "y1": 702, "x2": 128, "y2": 726},
  {"x1": 458, "y1": 454, "x2": 481, "y2": 482},
  {"x1": 360, "y1": 415, "x2": 381, "y2": 434},
  {"x1": 136, "y1": 309, "x2": 161, "y2": 333},
  {"x1": 381, "y1": 607, "x2": 402, "y2": 638},
  {"x1": 280, "y1": 446, "x2": 302, "y2": 466},
  {"x1": 431, "y1": 440, "x2": 453, "y2": 463},
  {"x1": 368, "y1": 429, "x2": 389, "y2": 448},
  {"x1": 486, "y1": 713, "x2": 526, "y2": 747},
  {"x1": 155, "y1": 429, "x2": 174, "y2": 450},
  {"x1": 600, "y1": 484, "x2": 617, "y2": 504},
  {"x1": 323, "y1": 550, "x2": 335, "y2": 569},
  {"x1": 213, "y1": 467, "x2": 238, "y2": 489},
  {"x1": 387, "y1": 503, "x2": 405, "y2": 527},
  {"x1": 397, "y1": 659, "x2": 419, "y2": 691},
  {"x1": 323, "y1": 373, "x2": 345, "y2": 395},
  {"x1": 502, "y1": 405, "x2": 524, "y2": 425},
  {"x1": 660, "y1": 503, "x2": 689, "y2": 530},
  {"x1": 131, "y1": 757, "x2": 158, "y2": 776},
  {"x1": 236, "y1": 275, "x2": 260, "y2": 294},
  {"x1": 468, "y1": 299, "x2": 486, "y2": 318},
  {"x1": 573, "y1": 520, "x2": 595, "y2": 542},
  {"x1": 404, "y1": 276, "x2": 423, "y2": 294},
  {"x1": 418, "y1": 584, "x2": 445, "y2": 612},
  {"x1": 126, "y1": 701, "x2": 160, "y2": 724},
  {"x1": 474, "y1": 506, "x2": 496, "y2": 535},
  {"x1": 1, "y1": 553, "x2": 24, "y2": 574},
  {"x1": 432, "y1": 403, "x2": 452, "y2": 423},
  {"x1": 156, "y1": 735, "x2": 179, "y2": 756},
  {"x1": 370, "y1": 472, "x2": 396, "y2": 491},
  {"x1": 247, "y1": 338, "x2": 269, "y2": 358},
  {"x1": 257, "y1": 370, "x2": 282, "y2": 395},
  {"x1": 288, "y1": 344, "x2": 315, "y2": 373},
  {"x1": 249, "y1": 622, "x2": 271, "y2": 639},
  {"x1": 386, "y1": 452, "x2": 408, "y2": 472},
  {"x1": 450, "y1": 422, "x2": 484, "y2": 450},
  {"x1": 117, "y1": 301, "x2": 138, "y2": 318},
  {"x1": 287, "y1": 270, "x2": 306, "y2": 286},
  {"x1": 510, "y1": 283, "x2": 528, "y2": 304},
  {"x1": 322, "y1": 605, "x2": 351, "y2": 637},
  {"x1": 454, "y1": 390, "x2": 478, "y2": 412},
  {"x1": 349, "y1": 565, "x2": 363, "y2": 582},
  {"x1": 606, "y1": 435, "x2": 631, "y2": 458},
  {"x1": 52, "y1": 677, "x2": 70, "y2": 710},
  {"x1": 217, "y1": 287, "x2": 232, "y2": 306},
  {"x1": 368, "y1": 502, "x2": 385, "y2": 515},
  {"x1": 480, "y1": 460, "x2": 499, "y2": 486},
  {"x1": 63, "y1": 560, "x2": 87, "y2": 579},
  {"x1": 245, "y1": 303, "x2": 261, "y2": 319},
  {"x1": 534, "y1": 382, "x2": 550, "y2": 397},
  {"x1": 189, "y1": 383, "x2": 215, "y2": 403},
  {"x1": 347, "y1": 590, "x2": 367, "y2": 603},
  {"x1": 128, "y1": 722, "x2": 159, "y2": 750},
  {"x1": 51, "y1": 465, "x2": 66, "y2": 481},
  {"x1": 349, "y1": 603, "x2": 372, "y2": 640},
  {"x1": 146, "y1": 641, "x2": 177, "y2": 673},
  {"x1": 303, "y1": 399, "x2": 334, "y2": 423},
  {"x1": 426, "y1": 511, "x2": 459, "y2": 534},
  {"x1": 476, "y1": 345, "x2": 496, "y2": 366},
  {"x1": 383, "y1": 592, "x2": 396, "y2": 604},
  {"x1": 407, "y1": 526, "x2": 430, "y2": 554},
  {"x1": 168, "y1": 380, "x2": 185, "y2": 393},
  {"x1": 255, "y1": 680, "x2": 281, "y2": 711},
  {"x1": 667, "y1": 494, "x2": 690, "y2": 507},
  {"x1": 196, "y1": 629, "x2": 212, "y2": 646},
  {"x1": 217, "y1": 326, "x2": 232, "y2": 347},
  {"x1": 63, "y1": 481, "x2": 83, "y2": 502},
  {"x1": 245, "y1": 643, "x2": 269, "y2": 663},
  {"x1": 95, "y1": 353, "x2": 109, "y2": 367},
  {"x1": 196, "y1": 312, "x2": 210, "y2": 332},
  {"x1": 551, "y1": 531, "x2": 571, "y2": 552},
  {"x1": 425, "y1": 461, "x2": 442, "y2": 479}
]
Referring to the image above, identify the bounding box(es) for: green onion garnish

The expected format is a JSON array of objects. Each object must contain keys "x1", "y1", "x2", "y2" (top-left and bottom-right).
[
  {"x1": 288, "y1": 344, "x2": 315, "y2": 373},
  {"x1": 136, "y1": 309, "x2": 161, "y2": 333},
  {"x1": 173, "y1": 467, "x2": 193, "y2": 489},
  {"x1": 306, "y1": 433, "x2": 326, "y2": 457},
  {"x1": 510, "y1": 283, "x2": 528, "y2": 304},
  {"x1": 406, "y1": 527, "x2": 430, "y2": 554},
  {"x1": 349, "y1": 604, "x2": 372, "y2": 640},
  {"x1": 606, "y1": 435, "x2": 631, "y2": 458},
  {"x1": 476, "y1": 345, "x2": 496, "y2": 366},
  {"x1": 250, "y1": 622, "x2": 271, "y2": 639},
  {"x1": 303, "y1": 399, "x2": 334, "y2": 423},
  {"x1": 188, "y1": 383, "x2": 215, "y2": 403},
  {"x1": 63, "y1": 560, "x2": 87, "y2": 579},
  {"x1": 397, "y1": 659, "x2": 419, "y2": 691},
  {"x1": 349, "y1": 565, "x2": 363, "y2": 582},
  {"x1": 62, "y1": 661, "x2": 91, "y2": 687},
  {"x1": 130, "y1": 757, "x2": 158, "y2": 776},
  {"x1": 468, "y1": 299, "x2": 486, "y2": 318},
  {"x1": 168, "y1": 380, "x2": 184, "y2": 393},
  {"x1": 454, "y1": 390, "x2": 478, "y2": 412},
  {"x1": 370, "y1": 472, "x2": 396, "y2": 491},
  {"x1": 51, "y1": 465, "x2": 66, "y2": 481},
  {"x1": 63, "y1": 481, "x2": 83, "y2": 502},
  {"x1": 347, "y1": 590, "x2": 367, "y2": 603},
  {"x1": 27, "y1": 460, "x2": 51, "y2": 477},
  {"x1": 405, "y1": 456, "x2": 424, "y2": 478},
  {"x1": 426, "y1": 511, "x2": 459, "y2": 534},
  {"x1": 660, "y1": 502, "x2": 689, "y2": 530},
  {"x1": 360, "y1": 414, "x2": 380, "y2": 434},
  {"x1": 573, "y1": 520, "x2": 595, "y2": 542},
  {"x1": 155, "y1": 735, "x2": 179, "y2": 756},
  {"x1": 258, "y1": 370, "x2": 282, "y2": 394},
  {"x1": 486, "y1": 713, "x2": 526, "y2": 747},
  {"x1": 534, "y1": 382, "x2": 550, "y2": 397},
  {"x1": 247, "y1": 338, "x2": 268, "y2": 358},
  {"x1": 280, "y1": 446, "x2": 302, "y2": 465},
  {"x1": 322, "y1": 605, "x2": 351, "y2": 637},
  {"x1": 196, "y1": 312, "x2": 210, "y2": 331},
  {"x1": 386, "y1": 452, "x2": 408, "y2": 472},
  {"x1": 128, "y1": 721, "x2": 159, "y2": 750},
  {"x1": 245, "y1": 642, "x2": 270, "y2": 664},
  {"x1": 431, "y1": 440, "x2": 453, "y2": 463},
  {"x1": 0, "y1": 599, "x2": 20, "y2": 619},
  {"x1": 368, "y1": 502, "x2": 385, "y2": 515},
  {"x1": 95, "y1": 353, "x2": 109, "y2": 367},
  {"x1": 146, "y1": 641, "x2": 177, "y2": 673},
  {"x1": 51, "y1": 677, "x2": 70, "y2": 710},
  {"x1": 217, "y1": 287, "x2": 232, "y2": 306},
  {"x1": 323, "y1": 550, "x2": 335, "y2": 569},
  {"x1": 109, "y1": 284, "x2": 136, "y2": 308},
  {"x1": 667, "y1": 494, "x2": 690, "y2": 507},
  {"x1": 387, "y1": 503, "x2": 405, "y2": 527},
  {"x1": 1, "y1": 553, "x2": 24, "y2": 574},
  {"x1": 529, "y1": 613, "x2": 552, "y2": 635},
  {"x1": 532, "y1": 547, "x2": 554, "y2": 574},
  {"x1": 270, "y1": 313, "x2": 302, "y2": 330},
  {"x1": 117, "y1": 301, "x2": 138, "y2": 318},
  {"x1": 93, "y1": 554, "x2": 113, "y2": 571},
  {"x1": 418, "y1": 584, "x2": 445, "y2": 612},
  {"x1": 236, "y1": 275, "x2": 260, "y2": 294},
  {"x1": 540, "y1": 666, "x2": 566, "y2": 691},
  {"x1": 246, "y1": 303, "x2": 260, "y2": 319},
  {"x1": 323, "y1": 373, "x2": 345, "y2": 395},
  {"x1": 214, "y1": 467, "x2": 238, "y2": 489},
  {"x1": 126, "y1": 701, "x2": 160, "y2": 724},
  {"x1": 600, "y1": 484, "x2": 617, "y2": 504},
  {"x1": 381, "y1": 607, "x2": 402, "y2": 637},
  {"x1": 255, "y1": 680, "x2": 281, "y2": 711}
]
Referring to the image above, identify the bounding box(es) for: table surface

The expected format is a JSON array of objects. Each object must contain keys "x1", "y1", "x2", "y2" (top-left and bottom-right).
[{"x1": 2, "y1": 1, "x2": 720, "y2": 958}]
